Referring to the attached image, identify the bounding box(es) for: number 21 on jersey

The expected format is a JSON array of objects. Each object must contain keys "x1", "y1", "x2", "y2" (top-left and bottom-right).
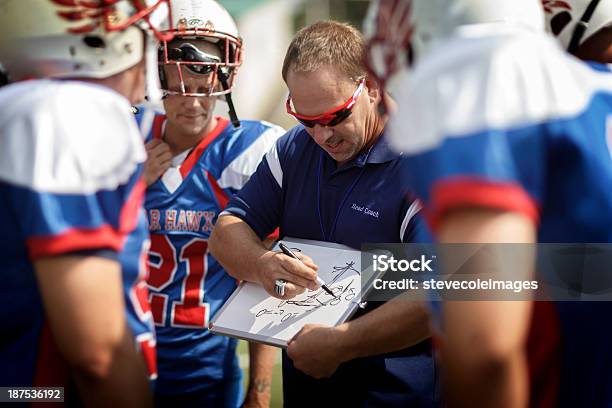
[{"x1": 147, "y1": 234, "x2": 210, "y2": 328}]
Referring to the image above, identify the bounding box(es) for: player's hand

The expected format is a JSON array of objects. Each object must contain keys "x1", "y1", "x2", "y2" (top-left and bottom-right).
[
  {"x1": 144, "y1": 139, "x2": 172, "y2": 186},
  {"x1": 287, "y1": 324, "x2": 346, "y2": 378},
  {"x1": 255, "y1": 250, "x2": 319, "y2": 299}
]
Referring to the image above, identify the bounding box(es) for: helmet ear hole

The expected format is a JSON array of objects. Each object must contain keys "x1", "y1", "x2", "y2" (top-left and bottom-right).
[
  {"x1": 83, "y1": 36, "x2": 106, "y2": 49},
  {"x1": 0, "y1": 65, "x2": 8, "y2": 86},
  {"x1": 407, "y1": 43, "x2": 415, "y2": 66},
  {"x1": 550, "y1": 11, "x2": 572, "y2": 36}
]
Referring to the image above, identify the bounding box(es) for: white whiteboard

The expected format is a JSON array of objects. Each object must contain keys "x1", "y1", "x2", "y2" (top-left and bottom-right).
[{"x1": 210, "y1": 237, "x2": 372, "y2": 348}]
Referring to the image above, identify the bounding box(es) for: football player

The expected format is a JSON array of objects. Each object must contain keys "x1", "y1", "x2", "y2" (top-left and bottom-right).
[
  {"x1": 0, "y1": 0, "x2": 170, "y2": 405},
  {"x1": 365, "y1": 0, "x2": 612, "y2": 406},
  {"x1": 135, "y1": 1, "x2": 282, "y2": 406}
]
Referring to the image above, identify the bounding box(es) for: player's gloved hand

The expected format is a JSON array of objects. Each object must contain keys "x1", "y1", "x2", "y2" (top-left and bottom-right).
[
  {"x1": 256, "y1": 250, "x2": 319, "y2": 299},
  {"x1": 144, "y1": 139, "x2": 172, "y2": 186}
]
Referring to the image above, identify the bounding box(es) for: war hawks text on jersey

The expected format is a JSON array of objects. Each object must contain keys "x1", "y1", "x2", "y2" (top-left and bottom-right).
[
  {"x1": 136, "y1": 107, "x2": 283, "y2": 394},
  {"x1": 389, "y1": 26, "x2": 612, "y2": 408},
  {"x1": 0, "y1": 80, "x2": 156, "y2": 387}
]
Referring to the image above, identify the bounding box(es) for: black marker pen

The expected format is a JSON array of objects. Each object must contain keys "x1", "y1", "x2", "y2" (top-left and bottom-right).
[{"x1": 278, "y1": 242, "x2": 336, "y2": 298}]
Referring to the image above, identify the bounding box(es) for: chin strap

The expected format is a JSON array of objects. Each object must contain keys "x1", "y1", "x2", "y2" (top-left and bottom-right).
[
  {"x1": 567, "y1": 0, "x2": 602, "y2": 54},
  {"x1": 217, "y1": 69, "x2": 240, "y2": 128},
  {"x1": 0, "y1": 66, "x2": 8, "y2": 87}
]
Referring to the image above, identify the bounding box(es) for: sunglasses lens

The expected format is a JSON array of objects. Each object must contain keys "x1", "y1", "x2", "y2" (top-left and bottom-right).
[
  {"x1": 297, "y1": 118, "x2": 316, "y2": 128},
  {"x1": 296, "y1": 109, "x2": 352, "y2": 128},
  {"x1": 287, "y1": 82, "x2": 359, "y2": 128},
  {"x1": 167, "y1": 43, "x2": 220, "y2": 76},
  {"x1": 185, "y1": 64, "x2": 215, "y2": 75},
  {"x1": 327, "y1": 109, "x2": 352, "y2": 127}
]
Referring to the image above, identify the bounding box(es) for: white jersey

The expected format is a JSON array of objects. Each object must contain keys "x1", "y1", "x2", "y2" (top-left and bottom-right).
[
  {"x1": 0, "y1": 79, "x2": 157, "y2": 385},
  {"x1": 387, "y1": 23, "x2": 612, "y2": 408},
  {"x1": 0, "y1": 79, "x2": 145, "y2": 193}
]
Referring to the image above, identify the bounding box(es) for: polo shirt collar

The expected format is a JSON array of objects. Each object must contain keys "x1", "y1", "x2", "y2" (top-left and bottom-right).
[
  {"x1": 341, "y1": 130, "x2": 398, "y2": 169},
  {"x1": 363, "y1": 132, "x2": 399, "y2": 164}
]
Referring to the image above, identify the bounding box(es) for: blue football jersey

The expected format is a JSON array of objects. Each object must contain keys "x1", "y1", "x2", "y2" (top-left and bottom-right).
[
  {"x1": 120, "y1": 207, "x2": 157, "y2": 380},
  {"x1": 0, "y1": 80, "x2": 156, "y2": 386},
  {"x1": 136, "y1": 108, "x2": 284, "y2": 394},
  {"x1": 389, "y1": 27, "x2": 612, "y2": 407}
]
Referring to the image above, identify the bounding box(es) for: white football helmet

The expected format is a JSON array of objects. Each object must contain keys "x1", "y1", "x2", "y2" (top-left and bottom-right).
[
  {"x1": 158, "y1": 0, "x2": 243, "y2": 125},
  {"x1": 409, "y1": 0, "x2": 545, "y2": 47},
  {"x1": 0, "y1": 0, "x2": 170, "y2": 82},
  {"x1": 363, "y1": 0, "x2": 414, "y2": 113},
  {"x1": 364, "y1": 0, "x2": 545, "y2": 98},
  {"x1": 542, "y1": 0, "x2": 612, "y2": 53},
  {"x1": 158, "y1": 0, "x2": 242, "y2": 96}
]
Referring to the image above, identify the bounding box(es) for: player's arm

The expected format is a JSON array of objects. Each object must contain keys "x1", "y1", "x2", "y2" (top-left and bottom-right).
[
  {"x1": 437, "y1": 208, "x2": 535, "y2": 408},
  {"x1": 35, "y1": 254, "x2": 152, "y2": 408},
  {"x1": 242, "y1": 342, "x2": 276, "y2": 408}
]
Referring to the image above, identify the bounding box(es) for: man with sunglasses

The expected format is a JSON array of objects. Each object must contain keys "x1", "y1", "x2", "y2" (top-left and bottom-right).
[
  {"x1": 135, "y1": 1, "x2": 282, "y2": 406},
  {"x1": 210, "y1": 21, "x2": 438, "y2": 407}
]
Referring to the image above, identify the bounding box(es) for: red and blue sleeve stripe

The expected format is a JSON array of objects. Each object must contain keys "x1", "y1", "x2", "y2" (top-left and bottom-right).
[{"x1": 6, "y1": 168, "x2": 146, "y2": 259}]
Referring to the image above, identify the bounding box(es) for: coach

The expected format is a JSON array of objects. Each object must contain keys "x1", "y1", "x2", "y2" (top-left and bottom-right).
[{"x1": 210, "y1": 21, "x2": 438, "y2": 407}]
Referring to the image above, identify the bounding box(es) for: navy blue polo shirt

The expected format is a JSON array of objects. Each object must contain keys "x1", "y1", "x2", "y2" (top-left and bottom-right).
[
  {"x1": 224, "y1": 125, "x2": 438, "y2": 407},
  {"x1": 225, "y1": 125, "x2": 428, "y2": 245}
]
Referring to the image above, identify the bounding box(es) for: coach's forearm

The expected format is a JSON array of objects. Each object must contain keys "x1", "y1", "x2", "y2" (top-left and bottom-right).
[
  {"x1": 209, "y1": 214, "x2": 269, "y2": 282},
  {"x1": 334, "y1": 299, "x2": 430, "y2": 360}
]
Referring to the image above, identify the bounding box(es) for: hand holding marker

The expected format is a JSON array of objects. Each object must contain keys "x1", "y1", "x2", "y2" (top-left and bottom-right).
[{"x1": 275, "y1": 242, "x2": 336, "y2": 298}]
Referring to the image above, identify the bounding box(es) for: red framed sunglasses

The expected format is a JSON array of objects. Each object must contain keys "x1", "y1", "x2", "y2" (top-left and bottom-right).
[{"x1": 286, "y1": 79, "x2": 365, "y2": 128}]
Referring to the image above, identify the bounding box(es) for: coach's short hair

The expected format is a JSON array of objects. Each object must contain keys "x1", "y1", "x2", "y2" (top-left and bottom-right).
[{"x1": 282, "y1": 20, "x2": 366, "y2": 82}]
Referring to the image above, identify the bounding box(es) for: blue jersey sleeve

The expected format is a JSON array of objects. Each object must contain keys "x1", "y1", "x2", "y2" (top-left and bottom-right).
[
  {"x1": 386, "y1": 35, "x2": 577, "y2": 229},
  {"x1": 402, "y1": 126, "x2": 544, "y2": 228},
  {"x1": 0, "y1": 81, "x2": 147, "y2": 259},
  {"x1": 223, "y1": 131, "x2": 293, "y2": 239},
  {"x1": 12, "y1": 167, "x2": 146, "y2": 259},
  {"x1": 211, "y1": 120, "x2": 285, "y2": 198},
  {"x1": 223, "y1": 157, "x2": 282, "y2": 240}
]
